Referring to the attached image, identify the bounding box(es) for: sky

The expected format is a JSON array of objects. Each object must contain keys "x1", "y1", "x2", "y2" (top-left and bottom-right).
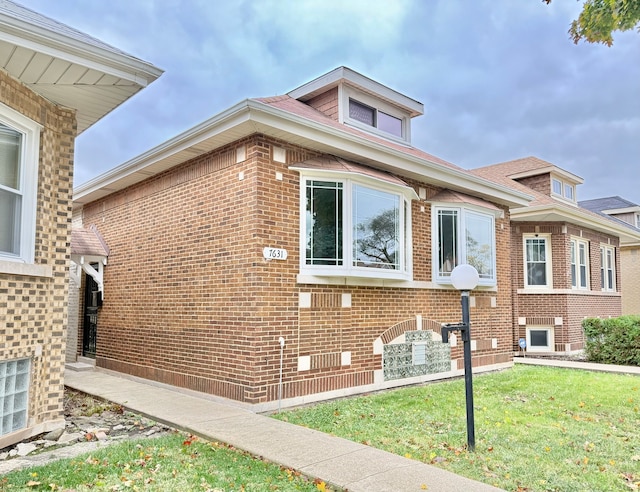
[{"x1": 20, "y1": 0, "x2": 640, "y2": 203}]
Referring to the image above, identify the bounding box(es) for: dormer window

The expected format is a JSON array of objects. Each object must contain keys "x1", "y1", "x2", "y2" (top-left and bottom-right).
[
  {"x1": 551, "y1": 177, "x2": 576, "y2": 203},
  {"x1": 564, "y1": 183, "x2": 574, "y2": 201},
  {"x1": 342, "y1": 85, "x2": 410, "y2": 143},
  {"x1": 348, "y1": 99, "x2": 402, "y2": 138}
]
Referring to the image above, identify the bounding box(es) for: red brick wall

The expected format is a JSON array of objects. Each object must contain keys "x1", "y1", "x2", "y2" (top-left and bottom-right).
[
  {"x1": 81, "y1": 134, "x2": 514, "y2": 404},
  {"x1": 516, "y1": 173, "x2": 551, "y2": 195},
  {"x1": 511, "y1": 221, "x2": 622, "y2": 352}
]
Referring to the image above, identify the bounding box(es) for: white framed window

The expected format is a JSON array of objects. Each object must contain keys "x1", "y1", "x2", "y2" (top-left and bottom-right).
[
  {"x1": 636, "y1": 214, "x2": 640, "y2": 229},
  {"x1": 433, "y1": 206, "x2": 496, "y2": 286},
  {"x1": 550, "y1": 176, "x2": 576, "y2": 203},
  {"x1": 526, "y1": 326, "x2": 554, "y2": 352},
  {"x1": 600, "y1": 245, "x2": 616, "y2": 292},
  {"x1": 300, "y1": 171, "x2": 414, "y2": 280},
  {"x1": 523, "y1": 234, "x2": 552, "y2": 288},
  {"x1": 0, "y1": 103, "x2": 41, "y2": 264},
  {"x1": 342, "y1": 86, "x2": 409, "y2": 143},
  {"x1": 0, "y1": 358, "x2": 30, "y2": 437},
  {"x1": 570, "y1": 238, "x2": 589, "y2": 289}
]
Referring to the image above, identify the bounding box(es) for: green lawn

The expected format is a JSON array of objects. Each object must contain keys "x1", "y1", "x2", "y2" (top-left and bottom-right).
[
  {"x1": 0, "y1": 433, "x2": 331, "y2": 491},
  {"x1": 273, "y1": 365, "x2": 640, "y2": 492}
]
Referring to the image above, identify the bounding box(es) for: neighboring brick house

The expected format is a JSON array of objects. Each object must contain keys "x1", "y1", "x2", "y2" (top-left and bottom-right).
[
  {"x1": 580, "y1": 196, "x2": 640, "y2": 315},
  {"x1": 72, "y1": 66, "x2": 532, "y2": 410},
  {"x1": 0, "y1": 1, "x2": 161, "y2": 448},
  {"x1": 472, "y1": 157, "x2": 640, "y2": 354}
]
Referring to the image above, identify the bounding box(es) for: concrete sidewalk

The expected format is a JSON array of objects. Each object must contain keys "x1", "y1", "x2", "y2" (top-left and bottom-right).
[
  {"x1": 515, "y1": 356, "x2": 640, "y2": 375},
  {"x1": 64, "y1": 369, "x2": 502, "y2": 492}
]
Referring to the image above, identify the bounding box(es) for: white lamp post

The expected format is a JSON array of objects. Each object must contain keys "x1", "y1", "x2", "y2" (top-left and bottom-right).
[{"x1": 442, "y1": 264, "x2": 479, "y2": 451}]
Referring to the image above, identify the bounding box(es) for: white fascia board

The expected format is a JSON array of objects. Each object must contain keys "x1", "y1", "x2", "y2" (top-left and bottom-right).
[
  {"x1": 508, "y1": 166, "x2": 584, "y2": 185},
  {"x1": 601, "y1": 206, "x2": 640, "y2": 214},
  {"x1": 248, "y1": 100, "x2": 530, "y2": 207},
  {"x1": 74, "y1": 100, "x2": 255, "y2": 202},
  {"x1": 74, "y1": 98, "x2": 531, "y2": 209},
  {"x1": 288, "y1": 66, "x2": 423, "y2": 117},
  {"x1": 0, "y1": 17, "x2": 163, "y2": 85},
  {"x1": 511, "y1": 204, "x2": 640, "y2": 242}
]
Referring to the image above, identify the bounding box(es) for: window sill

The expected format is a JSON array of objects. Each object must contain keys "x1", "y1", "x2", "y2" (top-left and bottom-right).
[
  {"x1": 518, "y1": 288, "x2": 619, "y2": 296},
  {"x1": 297, "y1": 274, "x2": 498, "y2": 291},
  {"x1": 0, "y1": 260, "x2": 52, "y2": 278}
]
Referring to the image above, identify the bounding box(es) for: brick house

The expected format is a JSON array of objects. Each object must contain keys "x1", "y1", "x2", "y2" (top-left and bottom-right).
[
  {"x1": 0, "y1": 1, "x2": 161, "y2": 448},
  {"x1": 580, "y1": 196, "x2": 640, "y2": 315},
  {"x1": 72, "y1": 67, "x2": 532, "y2": 410},
  {"x1": 472, "y1": 158, "x2": 640, "y2": 354}
]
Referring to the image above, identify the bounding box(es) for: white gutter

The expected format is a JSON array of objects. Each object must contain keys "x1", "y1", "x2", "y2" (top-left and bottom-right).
[
  {"x1": 511, "y1": 204, "x2": 640, "y2": 243},
  {"x1": 75, "y1": 98, "x2": 532, "y2": 208},
  {"x1": 0, "y1": 13, "x2": 163, "y2": 85}
]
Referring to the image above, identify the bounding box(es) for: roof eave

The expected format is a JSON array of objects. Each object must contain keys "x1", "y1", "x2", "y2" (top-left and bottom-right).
[
  {"x1": 0, "y1": 13, "x2": 163, "y2": 85},
  {"x1": 74, "y1": 99, "x2": 532, "y2": 209},
  {"x1": 511, "y1": 204, "x2": 640, "y2": 243}
]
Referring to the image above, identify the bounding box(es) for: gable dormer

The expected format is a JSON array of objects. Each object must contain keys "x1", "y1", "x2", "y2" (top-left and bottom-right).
[
  {"x1": 287, "y1": 66, "x2": 423, "y2": 145},
  {"x1": 505, "y1": 158, "x2": 583, "y2": 205}
]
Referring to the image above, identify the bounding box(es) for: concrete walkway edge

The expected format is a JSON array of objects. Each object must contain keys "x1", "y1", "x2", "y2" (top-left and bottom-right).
[
  {"x1": 63, "y1": 359, "x2": 639, "y2": 491},
  {"x1": 64, "y1": 369, "x2": 503, "y2": 492}
]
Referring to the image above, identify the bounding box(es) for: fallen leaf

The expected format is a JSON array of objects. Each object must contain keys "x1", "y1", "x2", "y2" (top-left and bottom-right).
[{"x1": 26, "y1": 481, "x2": 41, "y2": 487}]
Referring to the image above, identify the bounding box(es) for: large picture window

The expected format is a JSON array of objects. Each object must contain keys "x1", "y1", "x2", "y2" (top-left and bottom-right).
[
  {"x1": 524, "y1": 234, "x2": 552, "y2": 288},
  {"x1": 302, "y1": 172, "x2": 414, "y2": 279},
  {"x1": 0, "y1": 104, "x2": 40, "y2": 264},
  {"x1": 433, "y1": 206, "x2": 496, "y2": 285}
]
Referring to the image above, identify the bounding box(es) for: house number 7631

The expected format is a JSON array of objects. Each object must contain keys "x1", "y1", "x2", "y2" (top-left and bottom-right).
[{"x1": 263, "y1": 247, "x2": 288, "y2": 260}]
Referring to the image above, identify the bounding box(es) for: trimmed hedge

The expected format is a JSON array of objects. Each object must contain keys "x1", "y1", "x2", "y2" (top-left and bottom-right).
[{"x1": 583, "y1": 315, "x2": 640, "y2": 366}]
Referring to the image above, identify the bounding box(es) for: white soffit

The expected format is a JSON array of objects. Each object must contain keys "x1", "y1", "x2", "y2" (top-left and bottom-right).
[
  {"x1": 74, "y1": 99, "x2": 532, "y2": 209},
  {"x1": 0, "y1": 1, "x2": 163, "y2": 133},
  {"x1": 511, "y1": 205, "x2": 640, "y2": 243}
]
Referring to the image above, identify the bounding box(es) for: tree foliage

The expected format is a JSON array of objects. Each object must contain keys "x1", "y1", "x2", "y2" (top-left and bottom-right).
[{"x1": 545, "y1": 0, "x2": 640, "y2": 45}]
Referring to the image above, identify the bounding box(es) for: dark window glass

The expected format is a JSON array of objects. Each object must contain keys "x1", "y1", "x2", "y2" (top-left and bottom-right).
[
  {"x1": 530, "y1": 330, "x2": 549, "y2": 347},
  {"x1": 305, "y1": 181, "x2": 343, "y2": 265}
]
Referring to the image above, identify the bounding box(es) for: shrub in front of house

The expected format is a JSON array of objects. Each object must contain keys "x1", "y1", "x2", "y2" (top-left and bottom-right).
[{"x1": 583, "y1": 315, "x2": 640, "y2": 366}]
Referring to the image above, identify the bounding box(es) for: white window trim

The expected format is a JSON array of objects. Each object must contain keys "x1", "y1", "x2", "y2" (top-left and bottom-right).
[
  {"x1": 431, "y1": 204, "x2": 497, "y2": 287},
  {"x1": 600, "y1": 245, "x2": 616, "y2": 292},
  {"x1": 339, "y1": 85, "x2": 411, "y2": 144},
  {"x1": 523, "y1": 234, "x2": 553, "y2": 289},
  {"x1": 570, "y1": 237, "x2": 590, "y2": 290},
  {"x1": 298, "y1": 170, "x2": 414, "y2": 281},
  {"x1": 550, "y1": 175, "x2": 576, "y2": 204},
  {"x1": 526, "y1": 326, "x2": 555, "y2": 353},
  {"x1": 0, "y1": 102, "x2": 41, "y2": 264}
]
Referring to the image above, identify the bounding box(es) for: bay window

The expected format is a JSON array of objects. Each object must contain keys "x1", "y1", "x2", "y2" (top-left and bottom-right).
[
  {"x1": 433, "y1": 206, "x2": 496, "y2": 286},
  {"x1": 301, "y1": 170, "x2": 415, "y2": 279}
]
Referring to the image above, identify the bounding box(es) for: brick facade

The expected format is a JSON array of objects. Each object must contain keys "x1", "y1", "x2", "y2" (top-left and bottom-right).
[
  {"x1": 79, "y1": 134, "x2": 514, "y2": 408},
  {"x1": 511, "y1": 222, "x2": 621, "y2": 353},
  {"x1": 0, "y1": 70, "x2": 76, "y2": 448}
]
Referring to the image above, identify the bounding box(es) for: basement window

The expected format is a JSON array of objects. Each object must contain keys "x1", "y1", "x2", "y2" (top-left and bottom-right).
[{"x1": 0, "y1": 358, "x2": 30, "y2": 437}]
